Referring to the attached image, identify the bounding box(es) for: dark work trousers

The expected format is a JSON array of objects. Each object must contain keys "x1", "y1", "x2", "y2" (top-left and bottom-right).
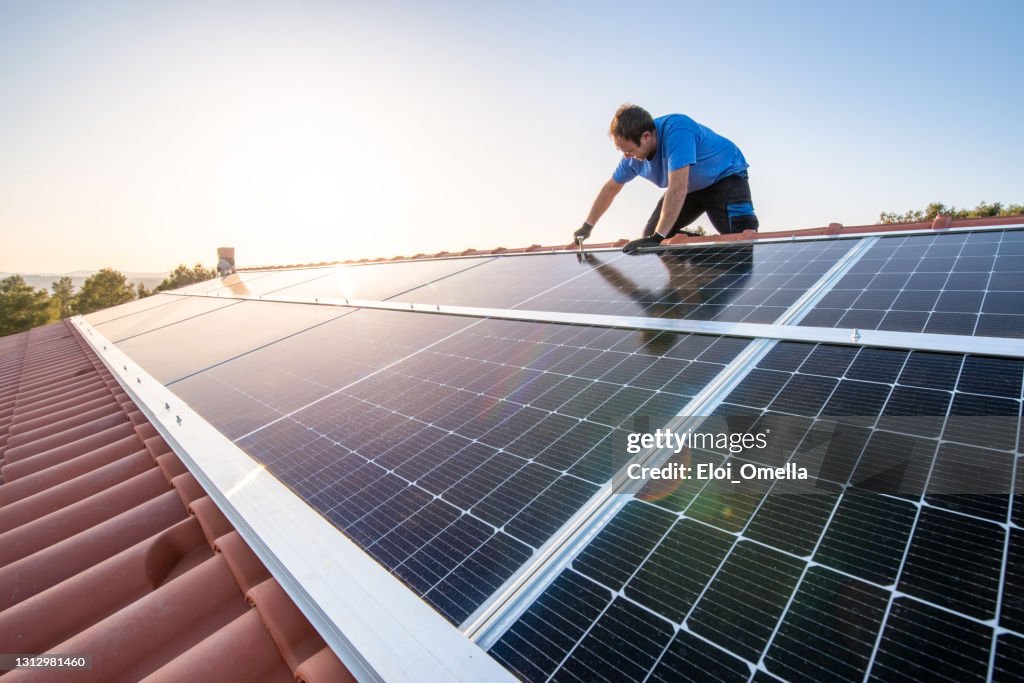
[{"x1": 643, "y1": 172, "x2": 759, "y2": 237}]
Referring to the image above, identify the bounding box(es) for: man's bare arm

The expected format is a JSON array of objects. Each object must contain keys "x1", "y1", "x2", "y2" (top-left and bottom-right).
[
  {"x1": 584, "y1": 178, "x2": 624, "y2": 227},
  {"x1": 651, "y1": 165, "x2": 690, "y2": 237}
]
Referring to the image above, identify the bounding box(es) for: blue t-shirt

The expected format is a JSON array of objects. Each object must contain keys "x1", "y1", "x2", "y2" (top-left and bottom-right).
[{"x1": 612, "y1": 114, "x2": 748, "y2": 191}]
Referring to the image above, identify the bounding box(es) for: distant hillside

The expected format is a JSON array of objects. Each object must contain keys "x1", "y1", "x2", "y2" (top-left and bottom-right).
[{"x1": 0, "y1": 272, "x2": 169, "y2": 292}]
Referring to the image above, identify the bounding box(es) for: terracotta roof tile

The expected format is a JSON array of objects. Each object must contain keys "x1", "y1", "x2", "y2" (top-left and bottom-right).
[{"x1": 0, "y1": 320, "x2": 350, "y2": 682}]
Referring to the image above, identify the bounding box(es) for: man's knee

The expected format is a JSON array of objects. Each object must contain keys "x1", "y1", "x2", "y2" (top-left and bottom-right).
[{"x1": 727, "y1": 204, "x2": 758, "y2": 233}]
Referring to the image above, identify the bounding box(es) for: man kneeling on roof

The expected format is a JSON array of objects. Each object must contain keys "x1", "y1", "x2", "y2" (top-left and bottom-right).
[{"x1": 573, "y1": 104, "x2": 759, "y2": 254}]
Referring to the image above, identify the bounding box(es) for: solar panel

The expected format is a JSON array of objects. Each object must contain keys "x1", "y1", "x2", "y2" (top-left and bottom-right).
[
  {"x1": 92, "y1": 296, "x2": 240, "y2": 342},
  {"x1": 801, "y1": 229, "x2": 1024, "y2": 337},
  {"x1": 114, "y1": 301, "x2": 351, "y2": 383},
  {"x1": 489, "y1": 340, "x2": 1022, "y2": 681},
  {"x1": 169, "y1": 308, "x2": 475, "y2": 439},
  {"x1": 402, "y1": 241, "x2": 854, "y2": 323},
  {"x1": 268, "y1": 257, "x2": 496, "y2": 301},
  {"x1": 83, "y1": 292, "x2": 185, "y2": 325},
  {"x1": 208, "y1": 317, "x2": 750, "y2": 624},
  {"x1": 170, "y1": 270, "x2": 278, "y2": 295}
]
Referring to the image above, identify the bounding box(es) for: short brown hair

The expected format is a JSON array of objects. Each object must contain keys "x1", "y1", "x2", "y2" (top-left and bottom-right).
[{"x1": 609, "y1": 104, "x2": 654, "y2": 145}]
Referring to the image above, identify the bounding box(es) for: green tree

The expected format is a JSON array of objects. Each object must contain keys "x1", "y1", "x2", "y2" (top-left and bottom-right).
[
  {"x1": 73, "y1": 268, "x2": 136, "y2": 315},
  {"x1": 0, "y1": 275, "x2": 54, "y2": 336},
  {"x1": 880, "y1": 200, "x2": 1024, "y2": 224},
  {"x1": 136, "y1": 282, "x2": 153, "y2": 298},
  {"x1": 155, "y1": 263, "x2": 218, "y2": 292},
  {"x1": 51, "y1": 276, "x2": 75, "y2": 319}
]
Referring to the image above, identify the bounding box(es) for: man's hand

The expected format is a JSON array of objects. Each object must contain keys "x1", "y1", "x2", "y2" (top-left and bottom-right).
[
  {"x1": 622, "y1": 233, "x2": 665, "y2": 254},
  {"x1": 573, "y1": 222, "x2": 594, "y2": 243}
]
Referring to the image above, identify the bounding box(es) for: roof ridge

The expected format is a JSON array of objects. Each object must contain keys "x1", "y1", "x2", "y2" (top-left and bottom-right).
[{"x1": 236, "y1": 214, "x2": 1024, "y2": 271}]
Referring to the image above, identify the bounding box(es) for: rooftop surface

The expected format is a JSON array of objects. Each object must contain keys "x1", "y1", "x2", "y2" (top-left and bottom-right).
[{"x1": 3, "y1": 215, "x2": 1023, "y2": 682}]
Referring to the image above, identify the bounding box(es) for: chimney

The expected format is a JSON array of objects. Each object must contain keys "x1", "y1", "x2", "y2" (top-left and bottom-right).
[{"x1": 217, "y1": 247, "x2": 236, "y2": 277}]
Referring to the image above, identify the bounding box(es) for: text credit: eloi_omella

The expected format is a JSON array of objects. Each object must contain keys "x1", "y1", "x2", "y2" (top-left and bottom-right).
[{"x1": 624, "y1": 427, "x2": 808, "y2": 483}]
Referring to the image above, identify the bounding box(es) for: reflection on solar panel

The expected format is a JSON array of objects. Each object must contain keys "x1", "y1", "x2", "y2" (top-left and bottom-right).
[
  {"x1": 92, "y1": 296, "x2": 239, "y2": 342},
  {"x1": 114, "y1": 301, "x2": 351, "y2": 383},
  {"x1": 404, "y1": 241, "x2": 853, "y2": 323},
  {"x1": 85, "y1": 222, "x2": 1024, "y2": 681},
  {"x1": 83, "y1": 292, "x2": 184, "y2": 325},
  {"x1": 170, "y1": 308, "x2": 474, "y2": 439},
  {"x1": 270, "y1": 257, "x2": 495, "y2": 301},
  {"x1": 802, "y1": 229, "x2": 1024, "y2": 337},
  {"x1": 170, "y1": 270, "x2": 277, "y2": 295}
]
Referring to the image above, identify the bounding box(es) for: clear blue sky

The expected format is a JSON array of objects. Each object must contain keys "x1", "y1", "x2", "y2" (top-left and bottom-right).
[{"x1": 1, "y1": 0, "x2": 1021, "y2": 272}]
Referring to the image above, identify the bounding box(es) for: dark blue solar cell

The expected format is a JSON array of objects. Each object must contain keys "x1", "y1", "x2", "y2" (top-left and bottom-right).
[
  {"x1": 935, "y1": 290, "x2": 986, "y2": 312},
  {"x1": 556, "y1": 597, "x2": 674, "y2": 682},
  {"x1": 572, "y1": 501, "x2": 676, "y2": 591},
  {"x1": 899, "y1": 352, "x2": 963, "y2": 390},
  {"x1": 513, "y1": 413, "x2": 599, "y2": 464},
  {"x1": 1005, "y1": 531, "x2": 1024, "y2": 633},
  {"x1": 952, "y1": 256, "x2": 996, "y2": 272},
  {"x1": 924, "y1": 312, "x2": 978, "y2": 335},
  {"x1": 800, "y1": 307, "x2": 845, "y2": 327},
  {"x1": 879, "y1": 310, "x2": 929, "y2": 332},
  {"x1": 977, "y1": 314, "x2": 1024, "y2": 338},
  {"x1": 871, "y1": 272, "x2": 911, "y2": 289},
  {"x1": 925, "y1": 442, "x2": 1013, "y2": 521},
  {"x1": 688, "y1": 541, "x2": 804, "y2": 661},
  {"x1": 870, "y1": 598, "x2": 992, "y2": 682},
  {"x1": 990, "y1": 271, "x2": 1024, "y2": 291},
  {"x1": 994, "y1": 634, "x2": 1024, "y2": 683},
  {"x1": 817, "y1": 290, "x2": 859, "y2": 308},
  {"x1": 489, "y1": 569, "x2": 611, "y2": 682},
  {"x1": 958, "y1": 356, "x2": 1024, "y2": 398},
  {"x1": 984, "y1": 292, "x2": 1024, "y2": 315},
  {"x1": 945, "y1": 394, "x2": 1020, "y2": 451},
  {"x1": 947, "y1": 271, "x2": 991, "y2": 289},
  {"x1": 504, "y1": 475, "x2": 599, "y2": 548},
  {"x1": 765, "y1": 567, "x2": 889, "y2": 683},
  {"x1": 686, "y1": 458, "x2": 775, "y2": 532},
  {"x1": 846, "y1": 347, "x2": 908, "y2": 383},
  {"x1": 472, "y1": 462, "x2": 560, "y2": 528},
  {"x1": 893, "y1": 289, "x2": 941, "y2": 311},
  {"x1": 768, "y1": 374, "x2": 838, "y2": 416},
  {"x1": 726, "y1": 369, "x2": 791, "y2": 408},
  {"x1": 667, "y1": 361, "x2": 725, "y2": 396},
  {"x1": 878, "y1": 386, "x2": 950, "y2": 436},
  {"x1": 649, "y1": 631, "x2": 750, "y2": 683},
  {"x1": 907, "y1": 271, "x2": 950, "y2": 288},
  {"x1": 798, "y1": 344, "x2": 858, "y2": 377},
  {"x1": 822, "y1": 380, "x2": 890, "y2": 423},
  {"x1": 852, "y1": 289, "x2": 900, "y2": 310},
  {"x1": 624, "y1": 518, "x2": 734, "y2": 622},
  {"x1": 814, "y1": 491, "x2": 917, "y2": 584},
  {"x1": 791, "y1": 421, "x2": 871, "y2": 484},
  {"x1": 898, "y1": 507, "x2": 1005, "y2": 619},
  {"x1": 424, "y1": 530, "x2": 533, "y2": 625},
  {"x1": 850, "y1": 431, "x2": 937, "y2": 498},
  {"x1": 838, "y1": 308, "x2": 887, "y2": 328},
  {"x1": 744, "y1": 479, "x2": 841, "y2": 556}
]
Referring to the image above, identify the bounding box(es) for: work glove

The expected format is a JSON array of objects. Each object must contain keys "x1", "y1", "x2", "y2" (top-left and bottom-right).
[
  {"x1": 622, "y1": 233, "x2": 665, "y2": 254},
  {"x1": 573, "y1": 222, "x2": 594, "y2": 243}
]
